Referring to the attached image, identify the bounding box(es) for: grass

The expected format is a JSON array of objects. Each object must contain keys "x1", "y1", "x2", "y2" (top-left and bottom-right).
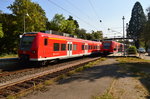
[
  {"x1": 44, "y1": 79, "x2": 55, "y2": 85},
  {"x1": 6, "y1": 95, "x2": 17, "y2": 99},
  {"x1": 116, "y1": 57, "x2": 150, "y2": 63},
  {"x1": 0, "y1": 53, "x2": 17, "y2": 58},
  {"x1": 117, "y1": 57, "x2": 150, "y2": 75},
  {"x1": 117, "y1": 57, "x2": 150, "y2": 94},
  {"x1": 94, "y1": 92, "x2": 115, "y2": 99}
]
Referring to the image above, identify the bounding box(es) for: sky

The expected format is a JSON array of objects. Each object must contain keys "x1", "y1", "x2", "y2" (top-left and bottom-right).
[{"x1": 0, "y1": 0, "x2": 150, "y2": 38}]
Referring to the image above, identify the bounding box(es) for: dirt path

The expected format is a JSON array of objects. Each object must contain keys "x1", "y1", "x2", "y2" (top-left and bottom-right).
[{"x1": 110, "y1": 77, "x2": 148, "y2": 99}]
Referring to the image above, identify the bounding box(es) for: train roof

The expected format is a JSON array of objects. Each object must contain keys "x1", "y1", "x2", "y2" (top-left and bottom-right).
[
  {"x1": 24, "y1": 32, "x2": 101, "y2": 44},
  {"x1": 102, "y1": 40, "x2": 123, "y2": 44}
]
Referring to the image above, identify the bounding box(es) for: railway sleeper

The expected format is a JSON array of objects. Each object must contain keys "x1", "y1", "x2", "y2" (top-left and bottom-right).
[
  {"x1": 33, "y1": 78, "x2": 45, "y2": 82},
  {"x1": 0, "y1": 89, "x2": 15, "y2": 97},
  {"x1": 25, "y1": 81, "x2": 39, "y2": 85},
  {"x1": 17, "y1": 83, "x2": 32, "y2": 89},
  {"x1": 42, "y1": 75, "x2": 54, "y2": 79},
  {"x1": 9, "y1": 86, "x2": 22, "y2": 93}
]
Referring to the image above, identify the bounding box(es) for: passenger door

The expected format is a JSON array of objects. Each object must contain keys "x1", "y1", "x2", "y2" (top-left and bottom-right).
[
  {"x1": 84, "y1": 43, "x2": 88, "y2": 55},
  {"x1": 67, "y1": 42, "x2": 72, "y2": 56}
]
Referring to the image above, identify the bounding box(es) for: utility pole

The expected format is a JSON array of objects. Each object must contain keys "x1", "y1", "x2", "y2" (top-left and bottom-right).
[
  {"x1": 122, "y1": 16, "x2": 125, "y2": 56},
  {"x1": 23, "y1": 13, "x2": 29, "y2": 33},
  {"x1": 23, "y1": 14, "x2": 25, "y2": 33}
]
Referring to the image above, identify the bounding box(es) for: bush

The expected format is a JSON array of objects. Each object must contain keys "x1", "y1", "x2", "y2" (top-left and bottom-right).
[{"x1": 127, "y1": 46, "x2": 137, "y2": 54}]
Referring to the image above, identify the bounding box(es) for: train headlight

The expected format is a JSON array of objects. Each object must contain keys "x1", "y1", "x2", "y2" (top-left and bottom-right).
[{"x1": 32, "y1": 50, "x2": 36, "y2": 54}]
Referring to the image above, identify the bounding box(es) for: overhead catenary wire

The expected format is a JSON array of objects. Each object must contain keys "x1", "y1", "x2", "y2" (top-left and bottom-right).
[
  {"x1": 65, "y1": 0, "x2": 93, "y2": 21},
  {"x1": 88, "y1": 0, "x2": 100, "y2": 22},
  {"x1": 88, "y1": 0, "x2": 108, "y2": 31},
  {"x1": 47, "y1": 0, "x2": 99, "y2": 30}
]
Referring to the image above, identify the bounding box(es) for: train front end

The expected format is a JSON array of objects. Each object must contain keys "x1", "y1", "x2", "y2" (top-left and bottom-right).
[{"x1": 18, "y1": 33, "x2": 38, "y2": 64}]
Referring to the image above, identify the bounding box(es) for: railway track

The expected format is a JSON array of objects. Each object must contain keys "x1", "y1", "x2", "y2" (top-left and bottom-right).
[
  {"x1": 0, "y1": 57, "x2": 89, "y2": 83},
  {"x1": 0, "y1": 57, "x2": 100, "y2": 98}
]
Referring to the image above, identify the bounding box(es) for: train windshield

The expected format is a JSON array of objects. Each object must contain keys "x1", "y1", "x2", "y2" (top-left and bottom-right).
[
  {"x1": 103, "y1": 42, "x2": 111, "y2": 49},
  {"x1": 20, "y1": 36, "x2": 35, "y2": 51}
]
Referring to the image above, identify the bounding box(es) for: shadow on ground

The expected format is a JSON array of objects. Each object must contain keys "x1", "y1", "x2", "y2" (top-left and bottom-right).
[{"x1": 57, "y1": 60, "x2": 150, "y2": 99}]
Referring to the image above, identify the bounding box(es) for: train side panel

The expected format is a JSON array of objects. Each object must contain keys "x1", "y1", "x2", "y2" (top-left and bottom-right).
[{"x1": 18, "y1": 32, "x2": 102, "y2": 64}]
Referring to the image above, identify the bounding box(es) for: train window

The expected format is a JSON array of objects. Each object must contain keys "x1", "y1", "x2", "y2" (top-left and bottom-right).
[
  {"x1": 98, "y1": 46, "x2": 99, "y2": 49},
  {"x1": 44, "y1": 38, "x2": 48, "y2": 46},
  {"x1": 54, "y1": 43, "x2": 59, "y2": 51},
  {"x1": 68, "y1": 44, "x2": 69, "y2": 50},
  {"x1": 92, "y1": 45, "x2": 94, "y2": 49},
  {"x1": 85, "y1": 45, "x2": 88, "y2": 50},
  {"x1": 61, "y1": 44, "x2": 66, "y2": 51},
  {"x1": 20, "y1": 36, "x2": 35, "y2": 51},
  {"x1": 93, "y1": 46, "x2": 95, "y2": 49},
  {"x1": 103, "y1": 42, "x2": 111, "y2": 49},
  {"x1": 82, "y1": 45, "x2": 84, "y2": 50},
  {"x1": 73, "y1": 44, "x2": 77, "y2": 50},
  {"x1": 68, "y1": 44, "x2": 72, "y2": 51},
  {"x1": 70, "y1": 44, "x2": 72, "y2": 50},
  {"x1": 88, "y1": 45, "x2": 90, "y2": 50}
]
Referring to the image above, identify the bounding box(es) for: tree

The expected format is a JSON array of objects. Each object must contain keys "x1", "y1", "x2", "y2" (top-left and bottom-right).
[
  {"x1": 47, "y1": 14, "x2": 78, "y2": 34},
  {"x1": 0, "y1": 13, "x2": 18, "y2": 54},
  {"x1": 128, "y1": 1, "x2": 146, "y2": 48},
  {"x1": 8, "y1": 0, "x2": 47, "y2": 33},
  {"x1": 0, "y1": 23, "x2": 4, "y2": 38},
  {"x1": 75, "y1": 28, "x2": 87, "y2": 39},
  {"x1": 67, "y1": 15, "x2": 79, "y2": 28},
  {"x1": 59, "y1": 20, "x2": 76, "y2": 34},
  {"x1": 47, "y1": 14, "x2": 65, "y2": 31},
  {"x1": 0, "y1": 11, "x2": 4, "y2": 38},
  {"x1": 0, "y1": 0, "x2": 47, "y2": 54},
  {"x1": 92, "y1": 31, "x2": 103, "y2": 40},
  {"x1": 142, "y1": 7, "x2": 150, "y2": 50}
]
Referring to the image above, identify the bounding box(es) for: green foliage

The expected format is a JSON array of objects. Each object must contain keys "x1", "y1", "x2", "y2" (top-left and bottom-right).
[
  {"x1": 0, "y1": 13, "x2": 19, "y2": 54},
  {"x1": 8, "y1": 0, "x2": 47, "y2": 32},
  {"x1": 94, "y1": 93, "x2": 114, "y2": 99},
  {"x1": 46, "y1": 14, "x2": 103, "y2": 40},
  {"x1": 91, "y1": 30, "x2": 103, "y2": 40},
  {"x1": 0, "y1": 23, "x2": 4, "y2": 38},
  {"x1": 75, "y1": 28, "x2": 87, "y2": 39},
  {"x1": 127, "y1": 46, "x2": 137, "y2": 54},
  {"x1": 0, "y1": 53, "x2": 17, "y2": 58},
  {"x1": 0, "y1": 0, "x2": 47, "y2": 54},
  {"x1": 67, "y1": 15, "x2": 79, "y2": 28},
  {"x1": 59, "y1": 20, "x2": 76, "y2": 34},
  {"x1": 86, "y1": 31, "x2": 103, "y2": 40},
  {"x1": 47, "y1": 14, "x2": 77, "y2": 34},
  {"x1": 128, "y1": 1, "x2": 146, "y2": 48},
  {"x1": 142, "y1": 7, "x2": 150, "y2": 50},
  {"x1": 47, "y1": 14, "x2": 65, "y2": 31}
]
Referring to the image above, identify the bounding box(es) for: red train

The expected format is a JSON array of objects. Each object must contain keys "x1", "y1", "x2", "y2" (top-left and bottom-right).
[
  {"x1": 100, "y1": 40, "x2": 124, "y2": 55},
  {"x1": 18, "y1": 32, "x2": 101, "y2": 65}
]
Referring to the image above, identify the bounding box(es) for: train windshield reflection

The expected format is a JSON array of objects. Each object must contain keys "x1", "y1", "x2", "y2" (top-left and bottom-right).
[
  {"x1": 103, "y1": 42, "x2": 111, "y2": 49},
  {"x1": 20, "y1": 36, "x2": 35, "y2": 51}
]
